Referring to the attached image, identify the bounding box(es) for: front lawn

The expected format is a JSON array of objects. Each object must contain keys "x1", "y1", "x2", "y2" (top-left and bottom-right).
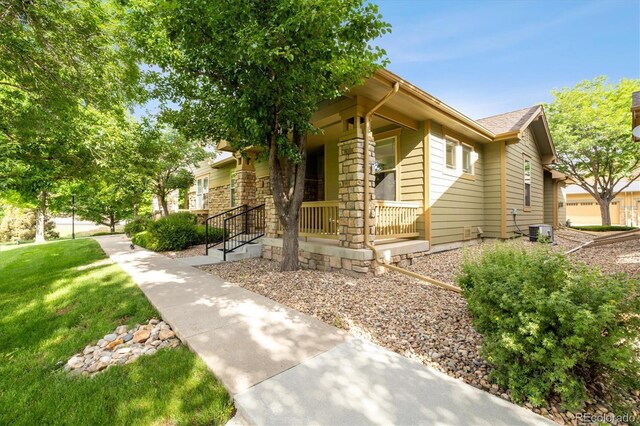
[{"x1": 0, "y1": 239, "x2": 233, "y2": 425}]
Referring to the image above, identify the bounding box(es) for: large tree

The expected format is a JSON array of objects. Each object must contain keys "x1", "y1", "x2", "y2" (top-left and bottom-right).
[
  {"x1": 0, "y1": 0, "x2": 141, "y2": 241},
  {"x1": 128, "y1": 0, "x2": 390, "y2": 270},
  {"x1": 546, "y1": 77, "x2": 640, "y2": 225}
]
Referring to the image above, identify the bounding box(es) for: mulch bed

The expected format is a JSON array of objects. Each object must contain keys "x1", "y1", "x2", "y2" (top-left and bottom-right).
[{"x1": 200, "y1": 254, "x2": 639, "y2": 425}]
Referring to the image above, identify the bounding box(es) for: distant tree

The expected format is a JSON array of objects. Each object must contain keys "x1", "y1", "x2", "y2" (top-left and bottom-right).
[
  {"x1": 0, "y1": 0, "x2": 141, "y2": 242},
  {"x1": 546, "y1": 77, "x2": 640, "y2": 225},
  {"x1": 139, "y1": 127, "x2": 206, "y2": 216},
  {"x1": 128, "y1": 0, "x2": 390, "y2": 270}
]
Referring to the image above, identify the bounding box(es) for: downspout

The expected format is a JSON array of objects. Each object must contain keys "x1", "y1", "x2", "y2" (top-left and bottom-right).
[{"x1": 363, "y1": 82, "x2": 462, "y2": 293}]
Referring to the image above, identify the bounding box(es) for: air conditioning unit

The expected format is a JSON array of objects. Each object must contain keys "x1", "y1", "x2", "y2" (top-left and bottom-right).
[{"x1": 529, "y1": 224, "x2": 553, "y2": 243}]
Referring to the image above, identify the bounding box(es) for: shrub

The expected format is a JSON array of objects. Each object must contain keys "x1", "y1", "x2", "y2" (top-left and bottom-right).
[
  {"x1": 193, "y1": 225, "x2": 223, "y2": 245},
  {"x1": 457, "y1": 243, "x2": 640, "y2": 410},
  {"x1": 570, "y1": 225, "x2": 637, "y2": 232},
  {"x1": 145, "y1": 212, "x2": 199, "y2": 251},
  {"x1": 0, "y1": 207, "x2": 58, "y2": 242},
  {"x1": 131, "y1": 231, "x2": 155, "y2": 250},
  {"x1": 124, "y1": 216, "x2": 151, "y2": 237}
]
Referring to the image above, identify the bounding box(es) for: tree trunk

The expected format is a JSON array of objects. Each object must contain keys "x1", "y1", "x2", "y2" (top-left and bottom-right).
[
  {"x1": 268, "y1": 128, "x2": 307, "y2": 272},
  {"x1": 159, "y1": 192, "x2": 169, "y2": 216},
  {"x1": 598, "y1": 198, "x2": 612, "y2": 226},
  {"x1": 110, "y1": 214, "x2": 116, "y2": 233},
  {"x1": 280, "y1": 217, "x2": 300, "y2": 271},
  {"x1": 35, "y1": 191, "x2": 47, "y2": 243}
]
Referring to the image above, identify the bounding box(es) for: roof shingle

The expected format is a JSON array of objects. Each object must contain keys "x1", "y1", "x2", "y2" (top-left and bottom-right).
[{"x1": 476, "y1": 105, "x2": 541, "y2": 135}]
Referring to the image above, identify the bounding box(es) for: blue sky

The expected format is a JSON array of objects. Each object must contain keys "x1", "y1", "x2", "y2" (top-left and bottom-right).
[{"x1": 375, "y1": 0, "x2": 640, "y2": 119}]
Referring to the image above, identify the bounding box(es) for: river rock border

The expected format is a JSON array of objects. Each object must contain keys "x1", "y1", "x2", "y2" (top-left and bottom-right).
[{"x1": 65, "y1": 319, "x2": 180, "y2": 376}]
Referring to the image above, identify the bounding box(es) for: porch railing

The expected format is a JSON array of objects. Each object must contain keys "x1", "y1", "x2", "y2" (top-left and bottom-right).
[
  {"x1": 277, "y1": 200, "x2": 420, "y2": 240},
  {"x1": 374, "y1": 200, "x2": 420, "y2": 239},
  {"x1": 278, "y1": 201, "x2": 339, "y2": 239}
]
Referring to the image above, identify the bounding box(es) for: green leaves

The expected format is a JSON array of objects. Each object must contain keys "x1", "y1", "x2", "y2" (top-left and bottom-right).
[
  {"x1": 458, "y1": 243, "x2": 640, "y2": 410},
  {"x1": 546, "y1": 77, "x2": 640, "y2": 209}
]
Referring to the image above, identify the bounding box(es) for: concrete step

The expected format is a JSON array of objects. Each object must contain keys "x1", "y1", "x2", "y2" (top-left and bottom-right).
[{"x1": 208, "y1": 240, "x2": 263, "y2": 262}]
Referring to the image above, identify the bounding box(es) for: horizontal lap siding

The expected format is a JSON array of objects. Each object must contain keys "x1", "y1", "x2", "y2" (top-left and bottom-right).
[
  {"x1": 210, "y1": 163, "x2": 234, "y2": 189},
  {"x1": 505, "y1": 128, "x2": 544, "y2": 236},
  {"x1": 543, "y1": 172, "x2": 554, "y2": 224},
  {"x1": 483, "y1": 142, "x2": 502, "y2": 238},
  {"x1": 398, "y1": 125, "x2": 425, "y2": 236},
  {"x1": 429, "y1": 122, "x2": 484, "y2": 246}
]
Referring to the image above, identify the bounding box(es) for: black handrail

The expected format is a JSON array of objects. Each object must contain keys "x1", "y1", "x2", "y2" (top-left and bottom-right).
[
  {"x1": 205, "y1": 205, "x2": 247, "y2": 255},
  {"x1": 222, "y1": 204, "x2": 265, "y2": 260}
]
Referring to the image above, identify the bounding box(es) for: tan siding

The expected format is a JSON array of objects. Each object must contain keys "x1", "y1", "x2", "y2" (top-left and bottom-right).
[
  {"x1": 482, "y1": 142, "x2": 502, "y2": 237},
  {"x1": 396, "y1": 125, "x2": 426, "y2": 235},
  {"x1": 557, "y1": 183, "x2": 566, "y2": 226},
  {"x1": 210, "y1": 164, "x2": 234, "y2": 188},
  {"x1": 325, "y1": 140, "x2": 339, "y2": 200},
  {"x1": 543, "y1": 172, "x2": 554, "y2": 224},
  {"x1": 505, "y1": 128, "x2": 544, "y2": 236},
  {"x1": 429, "y1": 122, "x2": 484, "y2": 246},
  {"x1": 255, "y1": 159, "x2": 269, "y2": 178}
]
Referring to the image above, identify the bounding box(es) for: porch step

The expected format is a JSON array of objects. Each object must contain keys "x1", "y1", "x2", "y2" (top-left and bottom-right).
[{"x1": 207, "y1": 241, "x2": 263, "y2": 262}]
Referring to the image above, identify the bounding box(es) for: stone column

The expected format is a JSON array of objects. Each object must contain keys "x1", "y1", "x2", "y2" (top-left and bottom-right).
[
  {"x1": 234, "y1": 153, "x2": 257, "y2": 207},
  {"x1": 337, "y1": 135, "x2": 375, "y2": 249}
]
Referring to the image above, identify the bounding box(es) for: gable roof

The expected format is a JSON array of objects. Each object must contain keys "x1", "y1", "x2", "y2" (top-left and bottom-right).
[
  {"x1": 477, "y1": 105, "x2": 557, "y2": 164},
  {"x1": 476, "y1": 106, "x2": 541, "y2": 135}
]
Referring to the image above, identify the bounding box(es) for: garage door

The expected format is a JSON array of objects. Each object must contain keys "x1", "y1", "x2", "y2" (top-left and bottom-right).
[{"x1": 566, "y1": 201, "x2": 620, "y2": 225}]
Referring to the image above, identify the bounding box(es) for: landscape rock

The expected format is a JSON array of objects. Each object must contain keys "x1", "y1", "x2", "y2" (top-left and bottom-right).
[
  {"x1": 133, "y1": 329, "x2": 150, "y2": 343},
  {"x1": 64, "y1": 319, "x2": 181, "y2": 377}
]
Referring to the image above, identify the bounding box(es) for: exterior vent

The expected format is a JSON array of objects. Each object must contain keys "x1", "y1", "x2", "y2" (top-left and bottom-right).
[
  {"x1": 529, "y1": 224, "x2": 553, "y2": 243},
  {"x1": 463, "y1": 226, "x2": 472, "y2": 240}
]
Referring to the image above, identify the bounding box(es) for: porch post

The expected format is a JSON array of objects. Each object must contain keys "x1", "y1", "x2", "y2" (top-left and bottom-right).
[
  {"x1": 337, "y1": 107, "x2": 376, "y2": 249},
  {"x1": 233, "y1": 152, "x2": 257, "y2": 207}
]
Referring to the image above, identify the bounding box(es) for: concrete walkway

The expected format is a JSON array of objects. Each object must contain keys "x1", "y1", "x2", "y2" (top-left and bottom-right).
[{"x1": 96, "y1": 235, "x2": 553, "y2": 426}]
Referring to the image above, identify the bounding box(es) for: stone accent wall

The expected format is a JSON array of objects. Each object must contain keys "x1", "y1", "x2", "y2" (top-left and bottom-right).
[
  {"x1": 256, "y1": 176, "x2": 271, "y2": 205},
  {"x1": 207, "y1": 184, "x2": 231, "y2": 216},
  {"x1": 337, "y1": 137, "x2": 375, "y2": 249},
  {"x1": 262, "y1": 244, "x2": 429, "y2": 276},
  {"x1": 235, "y1": 170, "x2": 256, "y2": 207}
]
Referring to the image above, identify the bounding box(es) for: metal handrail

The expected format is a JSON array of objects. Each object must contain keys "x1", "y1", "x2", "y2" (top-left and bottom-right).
[
  {"x1": 222, "y1": 204, "x2": 265, "y2": 260},
  {"x1": 205, "y1": 205, "x2": 247, "y2": 255}
]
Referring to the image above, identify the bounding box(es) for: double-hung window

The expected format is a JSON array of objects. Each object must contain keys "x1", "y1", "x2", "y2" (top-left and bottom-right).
[
  {"x1": 230, "y1": 171, "x2": 236, "y2": 207},
  {"x1": 523, "y1": 158, "x2": 531, "y2": 208},
  {"x1": 374, "y1": 137, "x2": 397, "y2": 201}
]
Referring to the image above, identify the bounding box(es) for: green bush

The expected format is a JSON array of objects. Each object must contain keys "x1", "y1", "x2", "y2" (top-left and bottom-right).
[
  {"x1": 570, "y1": 225, "x2": 637, "y2": 232},
  {"x1": 146, "y1": 213, "x2": 198, "y2": 251},
  {"x1": 457, "y1": 243, "x2": 640, "y2": 409},
  {"x1": 193, "y1": 225, "x2": 224, "y2": 245},
  {"x1": 131, "y1": 231, "x2": 155, "y2": 250},
  {"x1": 124, "y1": 216, "x2": 151, "y2": 237}
]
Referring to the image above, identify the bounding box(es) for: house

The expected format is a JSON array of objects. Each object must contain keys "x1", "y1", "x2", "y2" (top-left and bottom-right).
[
  {"x1": 566, "y1": 180, "x2": 640, "y2": 226},
  {"x1": 186, "y1": 69, "x2": 568, "y2": 274}
]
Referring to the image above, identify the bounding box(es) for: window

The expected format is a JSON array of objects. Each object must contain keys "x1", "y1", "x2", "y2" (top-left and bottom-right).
[
  {"x1": 195, "y1": 177, "x2": 209, "y2": 209},
  {"x1": 445, "y1": 138, "x2": 457, "y2": 170},
  {"x1": 445, "y1": 137, "x2": 475, "y2": 176},
  {"x1": 230, "y1": 171, "x2": 236, "y2": 207},
  {"x1": 374, "y1": 137, "x2": 396, "y2": 201},
  {"x1": 462, "y1": 144, "x2": 473, "y2": 174},
  {"x1": 523, "y1": 158, "x2": 531, "y2": 208}
]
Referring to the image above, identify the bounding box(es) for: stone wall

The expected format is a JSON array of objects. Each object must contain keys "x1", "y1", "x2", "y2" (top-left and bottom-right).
[
  {"x1": 262, "y1": 243, "x2": 429, "y2": 276},
  {"x1": 207, "y1": 184, "x2": 231, "y2": 216}
]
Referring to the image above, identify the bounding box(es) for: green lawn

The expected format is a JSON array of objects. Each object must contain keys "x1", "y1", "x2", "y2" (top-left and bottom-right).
[{"x1": 0, "y1": 239, "x2": 233, "y2": 425}]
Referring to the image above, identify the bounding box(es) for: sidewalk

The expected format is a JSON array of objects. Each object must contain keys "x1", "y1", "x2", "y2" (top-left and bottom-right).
[{"x1": 96, "y1": 235, "x2": 553, "y2": 426}]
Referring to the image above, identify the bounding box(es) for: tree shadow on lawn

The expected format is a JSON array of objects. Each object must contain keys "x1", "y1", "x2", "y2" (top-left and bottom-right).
[{"x1": 0, "y1": 240, "x2": 233, "y2": 425}]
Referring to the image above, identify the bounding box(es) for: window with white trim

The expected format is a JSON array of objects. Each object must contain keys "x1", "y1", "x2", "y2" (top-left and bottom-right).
[
  {"x1": 374, "y1": 137, "x2": 397, "y2": 201},
  {"x1": 445, "y1": 137, "x2": 475, "y2": 175},
  {"x1": 523, "y1": 158, "x2": 531, "y2": 208},
  {"x1": 195, "y1": 176, "x2": 209, "y2": 209}
]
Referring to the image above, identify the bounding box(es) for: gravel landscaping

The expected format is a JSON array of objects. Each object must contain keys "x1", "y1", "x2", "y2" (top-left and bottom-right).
[
  {"x1": 162, "y1": 243, "x2": 207, "y2": 259},
  {"x1": 199, "y1": 234, "x2": 640, "y2": 425}
]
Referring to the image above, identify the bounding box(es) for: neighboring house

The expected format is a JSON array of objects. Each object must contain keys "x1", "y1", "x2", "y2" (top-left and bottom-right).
[
  {"x1": 566, "y1": 180, "x2": 640, "y2": 226},
  {"x1": 183, "y1": 69, "x2": 568, "y2": 274},
  {"x1": 151, "y1": 191, "x2": 180, "y2": 217},
  {"x1": 632, "y1": 91, "x2": 640, "y2": 141}
]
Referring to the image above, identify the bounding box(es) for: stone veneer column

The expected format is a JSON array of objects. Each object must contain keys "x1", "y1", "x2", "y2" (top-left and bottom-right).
[
  {"x1": 337, "y1": 136, "x2": 375, "y2": 249},
  {"x1": 233, "y1": 153, "x2": 257, "y2": 207}
]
